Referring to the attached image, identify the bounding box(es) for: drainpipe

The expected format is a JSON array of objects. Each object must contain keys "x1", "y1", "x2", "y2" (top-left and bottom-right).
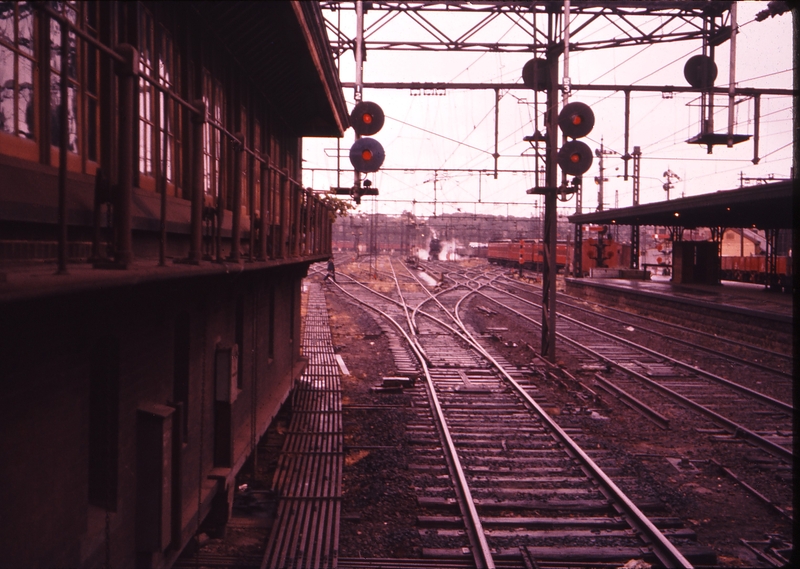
[
  {"x1": 188, "y1": 100, "x2": 206, "y2": 264},
  {"x1": 231, "y1": 133, "x2": 243, "y2": 262},
  {"x1": 259, "y1": 161, "x2": 269, "y2": 260},
  {"x1": 115, "y1": 44, "x2": 138, "y2": 268},
  {"x1": 248, "y1": 152, "x2": 255, "y2": 261},
  {"x1": 216, "y1": 143, "x2": 224, "y2": 262}
]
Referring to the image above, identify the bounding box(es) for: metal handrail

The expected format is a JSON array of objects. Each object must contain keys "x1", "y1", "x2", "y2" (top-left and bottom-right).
[{"x1": 35, "y1": 3, "x2": 306, "y2": 189}]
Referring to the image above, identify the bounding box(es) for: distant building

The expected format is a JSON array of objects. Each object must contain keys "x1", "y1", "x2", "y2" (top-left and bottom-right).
[
  {"x1": 0, "y1": 2, "x2": 347, "y2": 568},
  {"x1": 721, "y1": 228, "x2": 763, "y2": 257}
]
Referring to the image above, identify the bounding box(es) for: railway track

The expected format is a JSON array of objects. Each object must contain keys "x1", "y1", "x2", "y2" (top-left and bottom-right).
[
  {"x1": 479, "y1": 285, "x2": 793, "y2": 456},
  {"x1": 497, "y1": 275, "x2": 793, "y2": 387},
  {"x1": 428, "y1": 262, "x2": 793, "y2": 453},
  {"x1": 433, "y1": 267, "x2": 794, "y2": 531},
  {"x1": 329, "y1": 257, "x2": 709, "y2": 568}
]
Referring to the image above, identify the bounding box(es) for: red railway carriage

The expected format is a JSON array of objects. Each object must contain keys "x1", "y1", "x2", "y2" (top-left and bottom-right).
[
  {"x1": 487, "y1": 239, "x2": 570, "y2": 271},
  {"x1": 489, "y1": 238, "x2": 632, "y2": 274}
]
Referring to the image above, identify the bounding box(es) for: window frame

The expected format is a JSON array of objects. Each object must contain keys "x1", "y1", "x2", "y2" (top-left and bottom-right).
[
  {"x1": 0, "y1": 1, "x2": 39, "y2": 161},
  {"x1": 137, "y1": 4, "x2": 182, "y2": 196}
]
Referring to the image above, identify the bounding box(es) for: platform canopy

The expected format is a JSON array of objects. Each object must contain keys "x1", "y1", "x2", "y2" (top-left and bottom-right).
[{"x1": 568, "y1": 180, "x2": 794, "y2": 230}]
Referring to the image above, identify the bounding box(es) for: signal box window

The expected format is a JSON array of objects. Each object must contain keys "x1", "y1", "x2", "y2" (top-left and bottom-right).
[
  {"x1": 0, "y1": 1, "x2": 36, "y2": 160},
  {"x1": 138, "y1": 7, "x2": 182, "y2": 194},
  {"x1": 48, "y1": 1, "x2": 102, "y2": 174},
  {"x1": 202, "y1": 70, "x2": 224, "y2": 205}
]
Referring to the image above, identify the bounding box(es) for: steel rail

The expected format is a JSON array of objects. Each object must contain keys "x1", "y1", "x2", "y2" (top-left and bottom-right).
[
  {"x1": 446, "y1": 285, "x2": 694, "y2": 569},
  {"x1": 410, "y1": 282, "x2": 470, "y2": 333},
  {"x1": 478, "y1": 286, "x2": 793, "y2": 463},
  {"x1": 499, "y1": 276, "x2": 794, "y2": 375},
  {"x1": 397, "y1": 264, "x2": 694, "y2": 567},
  {"x1": 591, "y1": 371, "x2": 671, "y2": 430},
  {"x1": 336, "y1": 271, "x2": 470, "y2": 355},
  {"x1": 328, "y1": 273, "x2": 496, "y2": 569},
  {"x1": 389, "y1": 260, "x2": 419, "y2": 335},
  {"x1": 489, "y1": 283, "x2": 793, "y2": 414},
  {"x1": 505, "y1": 274, "x2": 794, "y2": 354}
]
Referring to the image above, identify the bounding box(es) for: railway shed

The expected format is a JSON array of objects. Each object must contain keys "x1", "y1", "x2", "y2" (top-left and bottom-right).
[
  {"x1": 0, "y1": 2, "x2": 346, "y2": 569},
  {"x1": 568, "y1": 180, "x2": 794, "y2": 289}
]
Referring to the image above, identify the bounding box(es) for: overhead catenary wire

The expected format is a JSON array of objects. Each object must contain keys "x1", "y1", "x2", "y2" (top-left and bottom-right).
[{"x1": 310, "y1": 3, "x2": 793, "y2": 216}]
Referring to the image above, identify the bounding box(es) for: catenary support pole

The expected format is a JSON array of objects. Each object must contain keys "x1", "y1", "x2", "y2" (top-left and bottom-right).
[{"x1": 541, "y1": 15, "x2": 559, "y2": 362}]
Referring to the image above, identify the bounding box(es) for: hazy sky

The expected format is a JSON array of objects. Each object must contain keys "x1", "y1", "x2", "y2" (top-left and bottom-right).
[{"x1": 303, "y1": 1, "x2": 794, "y2": 219}]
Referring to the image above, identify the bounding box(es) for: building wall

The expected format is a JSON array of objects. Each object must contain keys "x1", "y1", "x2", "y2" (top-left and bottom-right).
[
  {"x1": 0, "y1": 267, "x2": 307, "y2": 568},
  {"x1": 721, "y1": 228, "x2": 759, "y2": 257}
]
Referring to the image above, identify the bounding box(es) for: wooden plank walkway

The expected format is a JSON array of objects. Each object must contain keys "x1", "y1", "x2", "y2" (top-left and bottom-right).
[{"x1": 261, "y1": 284, "x2": 342, "y2": 569}]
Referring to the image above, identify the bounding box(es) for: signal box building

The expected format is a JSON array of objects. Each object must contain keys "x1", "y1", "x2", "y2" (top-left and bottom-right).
[{"x1": 0, "y1": 2, "x2": 346, "y2": 568}]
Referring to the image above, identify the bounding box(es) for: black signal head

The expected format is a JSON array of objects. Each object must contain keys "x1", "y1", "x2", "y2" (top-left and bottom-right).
[
  {"x1": 557, "y1": 140, "x2": 593, "y2": 176},
  {"x1": 684, "y1": 55, "x2": 718, "y2": 89},
  {"x1": 521, "y1": 58, "x2": 550, "y2": 91},
  {"x1": 350, "y1": 101, "x2": 385, "y2": 136},
  {"x1": 349, "y1": 137, "x2": 385, "y2": 173},
  {"x1": 558, "y1": 102, "x2": 595, "y2": 139}
]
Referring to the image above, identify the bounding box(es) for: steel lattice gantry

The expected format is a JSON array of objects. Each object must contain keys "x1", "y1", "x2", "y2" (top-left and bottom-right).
[
  {"x1": 319, "y1": 1, "x2": 796, "y2": 363},
  {"x1": 320, "y1": 0, "x2": 744, "y2": 362},
  {"x1": 321, "y1": 1, "x2": 734, "y2": 56}
]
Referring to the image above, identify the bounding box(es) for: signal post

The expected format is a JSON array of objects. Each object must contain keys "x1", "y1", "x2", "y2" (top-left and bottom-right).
[
  {"x1": 541, "y1": 50, "x2": 560, "y2": 362},
  {"x1": 535, "y1": 52, "x2": 595, "y2": 362}
]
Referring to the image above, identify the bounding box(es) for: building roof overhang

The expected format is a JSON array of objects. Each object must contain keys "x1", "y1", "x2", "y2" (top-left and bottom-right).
[
  {"x1": 194, "y1": 1, "x2": 349, "y2": 137},
  {"x1": 568, "y1": 180, "x2": 794, "y2": 230}
]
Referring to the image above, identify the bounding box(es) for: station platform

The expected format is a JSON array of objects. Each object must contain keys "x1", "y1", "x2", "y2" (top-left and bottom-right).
[{"x1": 564, "y1": 275, "x2": 793, "y2": 348}]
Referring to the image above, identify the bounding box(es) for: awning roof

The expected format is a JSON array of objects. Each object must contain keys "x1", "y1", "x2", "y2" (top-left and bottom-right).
[
  {"x1": 568, "y1": 180, "x2": 794, "y2": 230},
  {"x1": 193, "y1": 1, "x2": 349, "y2": 137}
]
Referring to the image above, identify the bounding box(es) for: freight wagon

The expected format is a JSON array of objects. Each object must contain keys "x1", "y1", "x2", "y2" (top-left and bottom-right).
[{"x1": 720, "y1": 255, "x2": 792, "y2": 290}]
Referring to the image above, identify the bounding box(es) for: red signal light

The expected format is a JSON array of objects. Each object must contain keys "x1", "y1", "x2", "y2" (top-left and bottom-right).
[
  {"x1": 558, "y1": 102, "x2": 594, "y2": 139},
  {"x1": 350, "y1": 137, "x2": 385, "y2": 173},
  {"x1": 350, "y1": 102, "x2": 384, "y2": 136},
  {"x1": 557, "y1": 140, "x2": 593, "y2": 175}
]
